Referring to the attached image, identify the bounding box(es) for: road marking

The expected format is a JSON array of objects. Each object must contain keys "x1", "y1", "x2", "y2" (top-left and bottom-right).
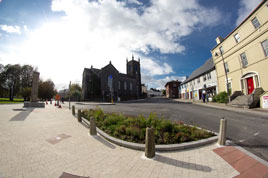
[
  {"x1": 254, "y1": 132, "x2": 260, "y2": 136},
  {"x1": 239, "y1": 139, "x2": 246, "y2": 143}
]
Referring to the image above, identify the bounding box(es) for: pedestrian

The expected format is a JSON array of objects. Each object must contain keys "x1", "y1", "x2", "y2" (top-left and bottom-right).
[
  {"x1": 61, "y1": 97, "x2": 64, "y2": 104},
  {"x1": 202, "y1": 90, "x2": 206, "y2": 103}
]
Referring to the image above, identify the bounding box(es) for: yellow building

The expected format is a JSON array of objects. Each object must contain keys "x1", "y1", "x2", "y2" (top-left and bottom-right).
[{"x1": 211, "y1": 0, "x2": 268, "y2": 105}]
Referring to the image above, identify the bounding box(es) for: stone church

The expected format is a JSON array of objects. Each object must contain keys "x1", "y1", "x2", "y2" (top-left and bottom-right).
[{"x1": 82, "y1": 56, "x2": 142, "y2": 101}]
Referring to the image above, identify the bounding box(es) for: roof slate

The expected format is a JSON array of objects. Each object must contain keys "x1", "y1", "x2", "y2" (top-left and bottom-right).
[{"x1": 181, "y1": 57, "x2": 215, "y2": 84}]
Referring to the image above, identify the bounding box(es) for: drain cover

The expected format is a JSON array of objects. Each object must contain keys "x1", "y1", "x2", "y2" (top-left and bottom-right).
[
  {"x1": 46, "y1": 134, "x2": 71, "y2": 145},
  {"x1": 59, "y1": 172, "x2": 89, "y2": 178}
]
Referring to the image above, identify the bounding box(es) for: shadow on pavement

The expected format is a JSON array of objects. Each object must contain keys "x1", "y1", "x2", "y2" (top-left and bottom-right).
[
  {"x1": 9, "y1": 108, "x2": 34, "y2": 121},
  {"x1": 155, "y1": 154, "x2": 212, "y2": 172},
  {"x1": 93, "y1": 135, "x2": 116, "y2": 149}
]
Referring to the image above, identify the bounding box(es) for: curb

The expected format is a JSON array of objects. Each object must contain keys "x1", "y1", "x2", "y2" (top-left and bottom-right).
[
  {"x1": 81, "y1": 116, "x2": 218, "y2": 151},
  {"x1": 174, "y1": 99, "x2": 268, "y2": 117},
  {"x1": 76, "y1": 102, "x2": 115, "y2": 105}
]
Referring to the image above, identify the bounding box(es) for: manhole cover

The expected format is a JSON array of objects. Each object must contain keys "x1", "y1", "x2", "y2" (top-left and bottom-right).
[{"x1": 13, "y1": 108, "x2": 26, "y2": 111}]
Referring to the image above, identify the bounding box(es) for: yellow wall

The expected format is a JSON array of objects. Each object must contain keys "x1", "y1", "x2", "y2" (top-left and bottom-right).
[{"x1": 211, "y1": 2, "x2": 268, "y2": 94}]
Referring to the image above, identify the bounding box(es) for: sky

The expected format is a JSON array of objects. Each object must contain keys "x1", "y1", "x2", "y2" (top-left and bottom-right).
[{"x1": 0, "y1": 0, "x2": 263, "y2": 90}]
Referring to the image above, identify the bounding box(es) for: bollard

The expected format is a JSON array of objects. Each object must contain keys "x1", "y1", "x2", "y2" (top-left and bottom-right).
[
  {"x1": 218, "y1": 118, "x2": 227, "y2": 145},
  {"x1": 78, "y1": 110, "x2": 82, "y2": 122},
  {"x1": 90, "y1": 117, "x2": 97, "y2": 135},
  {"x1": 145, "y1": 127, "x2": 155, "y2": 158},
  {"x1": 72, "y1": 105, "x2": 75, "y2": 115}
]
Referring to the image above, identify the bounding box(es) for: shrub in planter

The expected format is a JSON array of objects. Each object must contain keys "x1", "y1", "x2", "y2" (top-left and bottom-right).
[
  {"x1": 212, "y1": 91, "x2": 228, "y2": 103},
  {"x1": 81, "y1": 108, "x2": 215, "y2": 144}
]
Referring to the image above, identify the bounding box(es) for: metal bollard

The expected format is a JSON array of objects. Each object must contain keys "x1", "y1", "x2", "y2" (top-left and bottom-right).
[
  {"x1": 145, "y1": 127, "x2": 155, "y2": 158},
  {"x1": 78, "y1": 110, "x2": 82, "y2": 122},
  {"x1": 72, "y1": 105, "x2": 75, "y2": 115},
  {"x1": 90, "y1": 117, "x2": 97, "y2": 136},
  {"x1": 218, "y1": 118, "x2": 227, "y2": 145}
]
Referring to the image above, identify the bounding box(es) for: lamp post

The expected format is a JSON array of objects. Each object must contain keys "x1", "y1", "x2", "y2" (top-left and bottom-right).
[{"x1": 215, "y1": 50, "x2": 230, "y2": 103}]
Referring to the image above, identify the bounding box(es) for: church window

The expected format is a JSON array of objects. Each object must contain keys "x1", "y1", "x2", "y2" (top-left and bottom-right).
[{"x1": 124, "y1": 81, "x2": 127, "y2": 90}]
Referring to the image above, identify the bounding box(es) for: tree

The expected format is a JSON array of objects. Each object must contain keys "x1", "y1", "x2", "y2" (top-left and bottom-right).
[
  {"x1": 4, "y1": 64, "x2": 21, "y2": 101},
  {"x1": 70, "y1": 83, "x2": 82, "y2": 101},
  {"x1": 38, "y1": 79, "x2": 57, "y2": 100}
]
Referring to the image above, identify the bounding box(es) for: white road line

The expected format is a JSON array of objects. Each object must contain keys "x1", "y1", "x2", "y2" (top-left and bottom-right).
[{"x1": 254, "y1": 132, "x2": 260, "y2": 136}]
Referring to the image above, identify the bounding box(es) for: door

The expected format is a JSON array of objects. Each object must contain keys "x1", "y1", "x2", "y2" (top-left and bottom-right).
[{"x1": 247, "y1": 77, "x2": 254, "y2": 94}]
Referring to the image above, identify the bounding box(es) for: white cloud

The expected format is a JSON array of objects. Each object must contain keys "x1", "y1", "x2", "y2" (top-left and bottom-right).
[
  {"x1": 128, "y1": 0, "x2": 142, "y2": 5},
  {"x1": 23, "y1": 25, "x2": 29, "y2": 32},
  {"x1": 0, "y1": 0, "x2": 222, "y2": 89},
  {"x1": 141, "y1": 57, "x2": 174, "y2": 76},
  {"x1": 142, "y1": 74, "x2": 186, "y2": 89},
  {"x1": 0, "y1": 24, "x2": 21, "y2": 34},
  {"x1": 236, "y1": 0, "x2": 262, "y2": 26}
]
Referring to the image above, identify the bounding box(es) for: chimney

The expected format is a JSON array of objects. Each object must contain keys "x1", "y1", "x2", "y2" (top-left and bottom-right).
[
  {"x1": 126, "y1": 57, "x2": 128, "y2": 63},
  {"x1": 109, "y1": 61, "x2": 111, "y2": 64},
  {"x1": 216, "y1": 36, "x2": 224, "y2": 45},
  {"x1": 132, "y1": 54, "x2": 134, "y2": 60},
  {"x1": 91, "y1": 65, "x2": 93, "y2": 69}
]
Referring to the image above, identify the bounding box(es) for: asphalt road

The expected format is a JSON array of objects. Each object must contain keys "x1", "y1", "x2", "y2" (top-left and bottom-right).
[{"x1": 74, "y1": 97, "x2": 268, "y2": 162}]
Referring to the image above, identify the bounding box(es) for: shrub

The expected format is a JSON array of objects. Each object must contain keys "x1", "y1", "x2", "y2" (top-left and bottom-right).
[
  {"x1": 82, "y1": 108, "x2": 215, "y2": 144},
  {"x1": 212, "y1": 91, "x2": 229, "y2": 103}
]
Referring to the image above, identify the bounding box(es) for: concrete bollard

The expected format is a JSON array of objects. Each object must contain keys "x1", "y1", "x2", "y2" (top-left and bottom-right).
[
  {"x1": 90, "y1": 117, "x2": 97, "y2": 136},
  {"x1": 72, "y1": 105, "x2": 75, "y2": 115},
  {"x1": 145, "y1": 127, "x2": 155, "y2": 158},
  {"x1": 78, "y1": 110, "x2": 82, "y2": 122},
  {"x1": 218, "y1": 118, "x2": 227, "y2": 145}
]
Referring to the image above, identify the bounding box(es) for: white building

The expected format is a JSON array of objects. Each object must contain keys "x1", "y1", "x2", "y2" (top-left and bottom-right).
[{"x1": 180, "y1": 58, "x2": 218, "y2": 101}]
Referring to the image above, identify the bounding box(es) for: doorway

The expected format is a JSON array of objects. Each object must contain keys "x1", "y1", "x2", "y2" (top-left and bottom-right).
[{"x1": 247, "y1": 77, "x2": 254, "y2": 94}]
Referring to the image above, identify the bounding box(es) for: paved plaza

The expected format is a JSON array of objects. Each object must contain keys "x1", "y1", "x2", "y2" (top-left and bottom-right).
[{"x1": 0, "y1": 103, "x2": 267, "y2": 178}]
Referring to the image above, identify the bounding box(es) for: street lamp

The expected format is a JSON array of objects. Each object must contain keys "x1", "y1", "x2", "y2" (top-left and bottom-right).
[{"x1": 215, "y1": 50, "x2": 230, "y2": 103}]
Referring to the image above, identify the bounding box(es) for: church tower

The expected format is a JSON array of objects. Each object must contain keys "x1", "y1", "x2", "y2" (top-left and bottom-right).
[{"x1": 127, "y1": 55, "x2": 141, "y2": 97}]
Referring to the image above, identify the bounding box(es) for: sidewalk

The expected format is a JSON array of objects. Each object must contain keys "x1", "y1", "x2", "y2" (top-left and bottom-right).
[
  {"x1": 174, "y1": 99, "x2": 268, "y2": 117},
  {"x1": 0, "y1": 104, "x2": 267, "y2": 178}
]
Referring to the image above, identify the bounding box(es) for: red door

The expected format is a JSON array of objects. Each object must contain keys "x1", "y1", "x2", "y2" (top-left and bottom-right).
[{"x1": 247, "y1": 77, "x2": 254, "y2": 94}]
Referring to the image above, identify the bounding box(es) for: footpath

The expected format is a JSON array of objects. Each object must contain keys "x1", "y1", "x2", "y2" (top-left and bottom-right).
[
  {"x1": 174, "y1": 99, "x2": 268, "y2": 117},
  {"x1": 0, "y1": 103, "x2": 267, "y2": 178}
]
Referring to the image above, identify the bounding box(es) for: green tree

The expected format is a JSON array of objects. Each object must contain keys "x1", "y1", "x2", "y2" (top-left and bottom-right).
[
  {"x1": 3, "y1": 64, "x2": 21, "y2": 101},
  {"x1": 38, "y1": 79, "x2": 57, "y2": 100},
  {"x1": 70, "y1": 83, "x2": 82, "y2": 101}
]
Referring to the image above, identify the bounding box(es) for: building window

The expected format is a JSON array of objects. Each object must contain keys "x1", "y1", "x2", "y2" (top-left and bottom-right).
[
  {"x1": 203, "y1": 75, "x2": 207, "y2": 82},
  {"x1": 240, "y1": 52, "x2": 248, "y2": 68},
  {"x1": 219, "y1": 46, "x2": 224, "y2": 54},
  {"x1": 130, "y1": 82, "x2": 132, "y2": 90},
  {"x1": 128, "y1": 65, "x2": 131, "y2": 72},
  {"x1": 207, "y1": 72, "x2": 211, "y2": 80},
  {"x1": 134, "y1": 64, "x2": 138, "y2": 72},
  {"x1": 197, "y1": 78, "x2": 200, "y2": 83},
  {"x1": 261, "y1": 39, "x2": 268, "y2": 57},
  {"x1": 124, "y1": 81, "x2": 127, "y2": 90},
  {"x1": 224, "y1": 62, "x2": 229, "y2": 73},
  {"x1": 234, "y1": 33, "x2": 240, "y2": 43},
  {"x1": 118, "y1": 81, "x2": 120, "y2": 89},
  {"x1": 193, "y1": 80, "x2": 195, "y2": 85},
  {"x1": 251, "y1": 17, "x2": 260, "y2": 29}
]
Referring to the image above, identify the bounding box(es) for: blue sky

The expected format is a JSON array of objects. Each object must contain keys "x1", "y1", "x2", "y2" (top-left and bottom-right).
[{"x1": 0, "y1": 0, "x2": 262, "y2": 89}]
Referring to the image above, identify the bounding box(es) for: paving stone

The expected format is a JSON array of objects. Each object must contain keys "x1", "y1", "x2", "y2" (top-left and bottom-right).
[{"x1": 0, "y1": 104, "x2": 240, "y2": 178}]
